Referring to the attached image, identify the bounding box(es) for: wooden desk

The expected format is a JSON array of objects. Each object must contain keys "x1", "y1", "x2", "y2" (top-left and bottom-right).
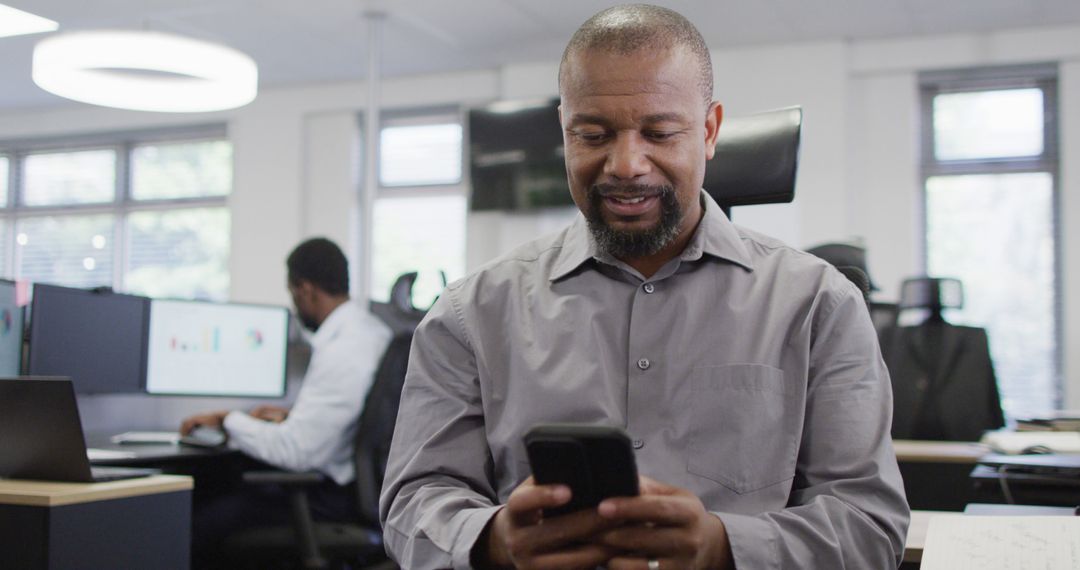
[
  {"x1": 0, "y1": 475, "x2": 192, "y2": 570},
  {"x1": 85, "y1": 432, "x2": 236, "y2": 466},
  {"x1": 894, "y1": 440, "x2": 990, "y2": 464}
]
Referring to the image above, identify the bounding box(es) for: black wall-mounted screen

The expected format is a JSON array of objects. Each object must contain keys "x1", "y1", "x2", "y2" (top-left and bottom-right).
[
  {"x1": 28, "y1": 284, "x2": 150, "y2": 394},
  {"x1": 468, "y1": 99, "x2": 574, "y2": 211}
]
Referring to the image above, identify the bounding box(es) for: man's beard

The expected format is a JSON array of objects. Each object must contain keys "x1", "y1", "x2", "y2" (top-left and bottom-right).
[
  {"x1": 298, "y1": 311, "x2": 320, "y2": 332},
  {"x1": 585, "y1": 183, "x2": 682, "y2": 259}
]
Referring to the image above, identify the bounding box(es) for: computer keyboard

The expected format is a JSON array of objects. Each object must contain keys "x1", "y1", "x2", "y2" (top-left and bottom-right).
[{"x1": 110, "y1": 431, "x2": 181, "y2": 445}]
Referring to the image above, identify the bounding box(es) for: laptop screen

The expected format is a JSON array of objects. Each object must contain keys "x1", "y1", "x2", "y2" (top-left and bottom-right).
[{"x1": 0, "y1": 377, "x2": 94, "y2": 482}]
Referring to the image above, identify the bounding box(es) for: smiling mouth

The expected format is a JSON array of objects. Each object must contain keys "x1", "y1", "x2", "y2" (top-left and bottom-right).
[{"x1": 603, "y1": 194, "x2": 659, "y2": 217}]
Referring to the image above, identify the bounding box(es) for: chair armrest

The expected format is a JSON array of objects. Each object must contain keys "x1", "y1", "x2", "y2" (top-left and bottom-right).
[{"x1": 242, "y1": 470, "x2": 326, "y2": 486}]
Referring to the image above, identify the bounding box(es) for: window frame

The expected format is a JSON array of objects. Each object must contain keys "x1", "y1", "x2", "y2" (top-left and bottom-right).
[
  {"x1": 918, "y1": 63, "x2": 1062, "y2": 410},
  {"x1": 376, "y1": 106, "x2": 465, "y2": 191},
  {"x1": 0, "y1": 124, "x2": 230, "y2": 296},
  {"x1": 367, "y1": 106, "x2": 468, "y2": 304}
]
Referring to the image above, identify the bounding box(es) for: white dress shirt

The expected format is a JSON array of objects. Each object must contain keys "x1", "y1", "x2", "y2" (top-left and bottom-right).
[{"x1": 224, "y1": 300, "x2": 391, "y2": 485}]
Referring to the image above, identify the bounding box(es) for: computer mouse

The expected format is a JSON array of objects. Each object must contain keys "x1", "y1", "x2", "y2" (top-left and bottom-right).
[{"x1": 181, "y1": 426, "x2": 227, "y2": 448}]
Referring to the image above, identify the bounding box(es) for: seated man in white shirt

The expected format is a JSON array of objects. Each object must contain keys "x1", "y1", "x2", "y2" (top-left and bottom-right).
[{"x1": 182, "y1": 237, "x2": 391, "y2": 569}]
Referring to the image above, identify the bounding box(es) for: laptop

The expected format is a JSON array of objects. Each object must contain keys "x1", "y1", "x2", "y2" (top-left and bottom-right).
[{"x1": 0, "y1": 377, "x2": 159, "y2": 483}]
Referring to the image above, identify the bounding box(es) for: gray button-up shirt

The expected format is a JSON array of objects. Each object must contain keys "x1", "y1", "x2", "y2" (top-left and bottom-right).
[{"x1": 380, "y1": 191, "x2": 910, "y2": 569}]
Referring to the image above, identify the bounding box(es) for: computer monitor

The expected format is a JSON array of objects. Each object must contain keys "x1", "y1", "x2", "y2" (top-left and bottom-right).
[
  {"x1": 145, "y1": 299, "x2": 289, "y2": 397},
  {"x1": 0, "y1": 280, "x2": 25, "y2": 377},
  {"x1": 28, "y1": 284, "x2": 150, "y2": 394}
]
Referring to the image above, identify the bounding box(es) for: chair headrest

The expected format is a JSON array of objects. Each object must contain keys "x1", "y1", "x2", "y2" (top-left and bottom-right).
[
  {"x1": 836, "y1": 266, "x2": 871, "y2": 308},
  {"x1": 900, "y1": 276, "x2": 964, "y2": 310},
  {"x1": 704, "y1": 106, "x2": 802, "y2": 209},
  {"x1": 389, "y1": 272, "x2": 419, "y2": 314},
  {"x1": 807, "y1": 242, "x2": 878, "y2": 291},
  {"x1": 370, "y1": 271, "x2": 427, "y2": 336}
]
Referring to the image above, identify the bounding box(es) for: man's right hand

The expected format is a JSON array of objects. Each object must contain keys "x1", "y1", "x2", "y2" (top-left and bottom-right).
[
  {"x1": 475, "y1": 477, "x2": 619, "y2": 570},
  {"x1": 179, "y1": 411, "x2": 229, "y2": 435}
]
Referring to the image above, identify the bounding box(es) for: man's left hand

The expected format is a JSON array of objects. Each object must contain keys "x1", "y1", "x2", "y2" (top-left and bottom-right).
[{"x1": 596, "y1": 476, "x2": 735, "y2": 570}]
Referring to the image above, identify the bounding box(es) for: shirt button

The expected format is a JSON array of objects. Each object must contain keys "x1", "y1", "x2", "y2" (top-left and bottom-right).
[
  {"x1": 916, "y1": 378, "x2": 929, "y2": 391},
  {"x1": 632, "y1": 439, "x2": 644, "y2": 449},
  {"x1": 637, "y1": 358, "x2": 651, "y2": 370},
  {"x1": 643, "y1": 283, "x2": 655, "y2": 294}
]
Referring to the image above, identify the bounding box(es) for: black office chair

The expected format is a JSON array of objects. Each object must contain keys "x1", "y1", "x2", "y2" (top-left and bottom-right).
[
  {"x1": 805, "y1": 241, "x2": 885, "y2": 322},
  {"x1": 704, "y1": 106, "x2": 802, "y2": 214},
  {"x1": 884, "y1": 276, "x2": 1005, "y2": 441},
  {"x1": 869, "y1": 301, "x2": 900, "y2": 354},
  {"x1": 222, "y1": 273, "x2": 426, "y2": 570}
]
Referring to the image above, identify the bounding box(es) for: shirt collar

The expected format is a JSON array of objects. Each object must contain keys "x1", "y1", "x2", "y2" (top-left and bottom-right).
[
  {"x1": 682, "y1": 190, "x2": 754, "y2": 271},
  {"x1": 310, "y1": 300, "x2": 355, "y2": 347},
  {"x1": 549, "y1": 190, "x2": 754, "y2": 282}
]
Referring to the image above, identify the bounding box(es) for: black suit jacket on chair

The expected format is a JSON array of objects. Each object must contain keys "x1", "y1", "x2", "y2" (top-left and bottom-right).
[{"x1": 885, "y1": 323, "x2": 1005, "y2": 441}]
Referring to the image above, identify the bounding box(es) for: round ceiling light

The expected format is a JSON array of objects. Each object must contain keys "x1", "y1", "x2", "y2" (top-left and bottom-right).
[{"x1": 32, "y1": 30, "x2": 258, "y2": 113}]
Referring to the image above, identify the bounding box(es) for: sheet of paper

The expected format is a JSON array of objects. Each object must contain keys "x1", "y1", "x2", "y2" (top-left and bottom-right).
[
  {"x1": 86, "y1": 448, "x2": 138, "y2": 460},
  {"x1": 921, "y1": 516, "x2": 1080, "y2": 569}
]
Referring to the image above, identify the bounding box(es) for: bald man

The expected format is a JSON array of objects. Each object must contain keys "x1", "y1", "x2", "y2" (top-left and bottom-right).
[{"x1": 380, "y1": 5, "x2": 909, "y2": 569}]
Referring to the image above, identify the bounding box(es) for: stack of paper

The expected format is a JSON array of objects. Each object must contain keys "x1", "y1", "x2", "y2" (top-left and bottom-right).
[{"x1": 980, "y1": 430, "x2": 1080, "y2": 454}]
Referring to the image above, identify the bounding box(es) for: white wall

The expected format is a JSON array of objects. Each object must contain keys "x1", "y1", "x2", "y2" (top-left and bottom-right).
[
  {"x1": 847, "y1": 26, "x2": 1080, "y2": 408},
  {"x1": 2, "y1": 22, "x2": 1079, "y2": 428},
  {"x1": 1061, "y1": 60, "x2": 1080, "y2": 409}
]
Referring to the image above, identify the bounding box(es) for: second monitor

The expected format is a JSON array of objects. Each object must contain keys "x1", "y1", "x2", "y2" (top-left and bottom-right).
[{"x1": 146, "y1": 299, "x2": 289, "y2": 398}]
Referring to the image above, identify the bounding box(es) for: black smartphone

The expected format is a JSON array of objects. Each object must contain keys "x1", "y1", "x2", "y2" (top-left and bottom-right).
[{"x1": 524, "y1": 423, "x2": 640, "y2": 517}]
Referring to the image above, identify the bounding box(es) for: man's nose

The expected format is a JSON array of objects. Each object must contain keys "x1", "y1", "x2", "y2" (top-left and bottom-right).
[{"x1": 604, "y1": 133, "x2": 651, "y2": 180}]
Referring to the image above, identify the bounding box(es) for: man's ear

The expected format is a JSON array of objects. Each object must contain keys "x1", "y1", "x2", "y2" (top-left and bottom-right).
[
  {"x1": 294, "y1": 279, "x2": 316, "y2": 301},
  {"x1": 703, "y1": 101, "x2": 723, "y2": 161}
]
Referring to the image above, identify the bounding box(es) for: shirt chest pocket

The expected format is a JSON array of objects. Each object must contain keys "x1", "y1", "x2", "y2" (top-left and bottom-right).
[{"x1": 686, "y1": 364, "x2": 800, "y2": 494}]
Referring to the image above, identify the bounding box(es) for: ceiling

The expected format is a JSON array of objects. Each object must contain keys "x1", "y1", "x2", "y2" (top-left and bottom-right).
[{"x1": 3, "y1": 0, "x2": 1080, "y2": 113}]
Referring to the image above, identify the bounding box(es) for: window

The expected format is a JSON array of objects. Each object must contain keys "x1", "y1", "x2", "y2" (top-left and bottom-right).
[
  {"x1": 0, "y1": 156, "x2": 9, "y2": 206},
  {"x1": 0, "y1": 156, "x2": 7, "y2": 271},
  {"x1": 369, "y1": 111, "x2": 466, "y2": 307},
  {"x1": 379, "y1": 122, "x2": 463, "y2": 187},
  {"x1": 23, "y1": 149, "x2": 115, "y2": 205},
  {"x1": 0, "y1": 127, "x2": 232, "y2": 301},
  {"x1": 920, "y1": 64, "x2": 1059, "y2": 418}
]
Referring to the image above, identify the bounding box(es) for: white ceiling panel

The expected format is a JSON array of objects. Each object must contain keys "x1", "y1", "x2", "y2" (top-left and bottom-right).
[{"x1": 0, "y1": 0, "x2": 1079, "y2": 112}]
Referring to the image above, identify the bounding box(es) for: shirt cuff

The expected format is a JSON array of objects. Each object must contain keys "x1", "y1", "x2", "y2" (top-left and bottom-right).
[
  {"x1": 716, "y1": 511, "x2": 780, "y2": 570},
  {"x1": 223, "y1": 410, "x2": 258, "y2": 450},
  {"x1": 450, "y1": 505, "x2": 503, "y2": 570}
]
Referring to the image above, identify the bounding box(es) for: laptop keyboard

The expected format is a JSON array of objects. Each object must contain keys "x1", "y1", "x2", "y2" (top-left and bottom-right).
[{"x1": 90, "y1": 466, "x2": 160, "y2": 482}]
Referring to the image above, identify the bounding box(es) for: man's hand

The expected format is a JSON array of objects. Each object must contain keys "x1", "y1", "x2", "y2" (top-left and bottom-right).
[
  {"x1": 474, "y1": 477, "x2": 620, "y2": 570},
  {"x1": 249, "y1": 405, "x2": 290, "y2": 423},
  {"x1": 597, "y1": 476, "x2": 735, "y2": 570},
  {"x1": 179, "y1": 411, "x2": 229, "y2": 435}
]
